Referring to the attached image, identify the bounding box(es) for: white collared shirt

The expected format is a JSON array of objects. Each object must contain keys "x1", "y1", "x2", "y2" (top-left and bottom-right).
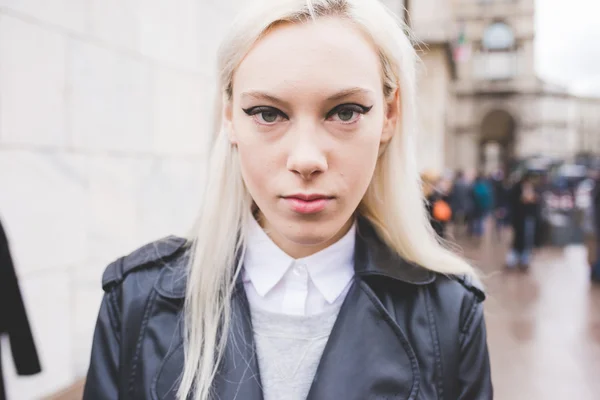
[{"x1": 243, "y1": 217, "x2": 356, "y2": 316}]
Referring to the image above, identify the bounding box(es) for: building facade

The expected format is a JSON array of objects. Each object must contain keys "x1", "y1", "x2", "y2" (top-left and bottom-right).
[
  {"x1": 410, "y1": 0, "x2": 459, "y2": 174},
  {"x1": 449, "y1": 0, "x2": 578, "y2": 174},
  {"x1": 383, "y1": 0, "x2": 460, "y2": 174},
  {"x1": 437, "y1": 0, "x2": 600, "y2": 174},
  {"x1": 576, "y1": 96, "x2": 600, "y2": 156},
  {"x1": 389, "y1": 0, "x2": 592, "y2": 175}
]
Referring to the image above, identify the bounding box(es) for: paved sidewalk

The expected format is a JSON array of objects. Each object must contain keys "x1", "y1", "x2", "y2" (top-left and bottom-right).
[{"x1": 455, "y1": 226, "x2": 600, "y2": 400}]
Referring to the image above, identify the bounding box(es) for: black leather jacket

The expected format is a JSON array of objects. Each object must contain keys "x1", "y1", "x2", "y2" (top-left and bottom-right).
[{"x1": 83, "y1": 219, "x2": 493, "y2": 399}]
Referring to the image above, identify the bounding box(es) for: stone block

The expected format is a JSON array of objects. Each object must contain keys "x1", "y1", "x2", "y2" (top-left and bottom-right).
[
  {"x1": 0, "y1": 15, "x2": 67, "y2": 147},
  {"x1": 88, "y1": 0, "x2": 138, "y2": 51},
  {"x1": 0, "y1": 150, "x2": 87, "y2": 275},
  {"x1": 86, "y1": 155, "x2": 152, "y2": 265},
  {"x1": 69, "y1": 40, "x2": 153, "y2": 153},
  {"x1": 0, "y1": 0, "x2": 87, "y2": 34},
  {"x1": 72, "y1": 284, "x2": 103, "y2": 377},
  {"x1": 138, "y1": 0, "x2": 201, "y2": 71},
  {"x1": 136, "y1": 158, "x2": 205, "y2": 243},
  {"x1": 208, "y1": 0, "x2": 247, "y2": 13},
  {"x1": 153, "y1": 68, "x2": 213, "y2": 156},
  {"x1": 196, "y1": 3, "x2": 234, "y2": 75},
  {"x1": 72, "y1": 259, "x2": 108, "y2": 288}
]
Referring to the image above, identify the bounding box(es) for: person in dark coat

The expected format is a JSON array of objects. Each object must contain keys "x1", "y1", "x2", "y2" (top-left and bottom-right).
[
  {"x1": 0, "y1": 218, "x2": 42, "y2": 400},
  {"x1": 491, "y1": 171, "x2": 510, "y2": 238},
  {"x1": 448, "y1": 170, "x2": 473, "y2": 238},
  {"x1": 591, "y1": 171, "x2": 600, "y2": 282},
  {"x1": 470, "y1": 174, "x2": 494, "y2": 238},
  {"x1": 506, "y1": 173, "x2": 541, "y2": 270}
]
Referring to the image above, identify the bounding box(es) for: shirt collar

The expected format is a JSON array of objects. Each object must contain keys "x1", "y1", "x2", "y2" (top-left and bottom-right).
[
  {"x1": 155, "y1": 216, "x2": 437, "y2": 300},
  {"x1": 243, "y1": 217, "x2": 356, "y2": 304}
]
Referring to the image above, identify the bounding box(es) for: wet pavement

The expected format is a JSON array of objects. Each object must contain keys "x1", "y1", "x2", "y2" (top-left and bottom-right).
[{"x1": 454, "y1": 226, "x2": 600, "y2": 400}]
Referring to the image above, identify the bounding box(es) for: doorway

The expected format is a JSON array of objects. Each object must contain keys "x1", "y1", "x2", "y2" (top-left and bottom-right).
[{"x1": 479, "y1": 109, "x2": 516, "y2": 174}]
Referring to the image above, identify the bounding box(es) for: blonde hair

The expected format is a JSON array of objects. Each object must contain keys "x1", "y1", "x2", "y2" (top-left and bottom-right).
[{"x1": 179, "y1": 1, "x2": 476, "y2": 399}]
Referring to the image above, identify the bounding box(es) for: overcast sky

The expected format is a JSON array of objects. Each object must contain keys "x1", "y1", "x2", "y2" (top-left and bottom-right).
[{"x1": 535, "y1": 0, "x2": 600, "y2": 96}]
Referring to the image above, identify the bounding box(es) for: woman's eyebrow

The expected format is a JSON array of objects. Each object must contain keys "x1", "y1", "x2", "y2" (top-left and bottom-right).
[
  {"x1": 240, "y1": 91, "x2": 290, "y2": 108},
  {"x1": 326, "y1": 87, "x2": 374, "y2": 101},
  {"x1": 240, "y1": 87, "x2": 374, "y2": 106}
]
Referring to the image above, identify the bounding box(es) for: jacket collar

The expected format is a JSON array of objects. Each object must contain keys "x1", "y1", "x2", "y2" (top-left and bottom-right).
[
  {"x1": 155, "y1": 216, "x2": 436, "y2": 299},
  {"x1": 353, "y1": 216, "x2": 436, "y2": 285}
]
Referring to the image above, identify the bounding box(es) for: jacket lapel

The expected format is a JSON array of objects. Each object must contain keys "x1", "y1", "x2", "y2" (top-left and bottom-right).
[
  {"x1": 304, "y1": 217, "x2": 437, "y2": 399},
  {"x1": 212, "y1": 285, "x2": 264, "y2": 400},
  {"x1": 153, "y1": 278, "x2": 420, "y2": 400},
  {"x1": 153, "y1": 277, "x2": 263, "y2": 400},
  {"x1": 305, "y1": 280, "x2": 420, "y2": 400}
]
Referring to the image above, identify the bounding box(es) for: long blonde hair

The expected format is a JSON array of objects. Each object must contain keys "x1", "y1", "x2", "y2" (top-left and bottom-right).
[{"x1": 179, "y1": 1, "x2": 476, "y2": 399}]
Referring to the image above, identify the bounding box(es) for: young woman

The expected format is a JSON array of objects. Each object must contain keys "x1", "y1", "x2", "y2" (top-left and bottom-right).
[{"x1": 83, "y1": 1, "x2": 492, "y2": 399}]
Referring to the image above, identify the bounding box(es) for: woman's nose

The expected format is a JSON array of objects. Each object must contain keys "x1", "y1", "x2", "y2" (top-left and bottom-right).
[{"x1": 286, "y1": 132, "x2": 328, "y2": 180}]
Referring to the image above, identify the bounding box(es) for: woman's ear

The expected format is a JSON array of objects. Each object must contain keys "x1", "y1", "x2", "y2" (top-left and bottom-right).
[
  {"x1": 223, "y1": 98, "x2": 237, "y2": 144},
  {"x1": 381, "y1": 88, "x2": 400, "y2": 144}
]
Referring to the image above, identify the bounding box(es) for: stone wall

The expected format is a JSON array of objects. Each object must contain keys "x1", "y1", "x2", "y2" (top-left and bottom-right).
[{"x1": 0, "y1": 1, "x2": 244, "y2": 398}]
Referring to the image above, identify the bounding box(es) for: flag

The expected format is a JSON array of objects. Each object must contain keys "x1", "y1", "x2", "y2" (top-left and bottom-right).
[{"x1": 453, "y1": 24, "x2": 471, "y2": 63}]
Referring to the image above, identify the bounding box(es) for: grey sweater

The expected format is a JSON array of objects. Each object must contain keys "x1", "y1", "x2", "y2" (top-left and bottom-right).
[{"x1": 250, "y1": 303, "x2": 342, "y2": 400}]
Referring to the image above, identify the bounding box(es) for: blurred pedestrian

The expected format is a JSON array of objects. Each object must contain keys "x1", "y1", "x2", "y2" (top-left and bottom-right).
[
  {"x1": 422, "y1": 170, "x2": 452, "y2": 239},
  {"x1": 506, "y1": 173, "x2": 541, "y2": 270},
  {"x1": 449, "y1": 170, "x2": 473, "y2": 238},
  {"x1": 491, "y1": 170, "x2": 510, "y2": 239},
  {"x1": 590, "y1": 169, "x2": 600, "y2": 282},
  {"x1": 470, "y1": 174, "x2": 494, "y2": 239}
]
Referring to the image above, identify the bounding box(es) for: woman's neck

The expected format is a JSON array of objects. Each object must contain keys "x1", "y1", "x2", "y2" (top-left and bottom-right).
[{"x1": 255, "y1": 214, "x2": 355, "y2": 259}]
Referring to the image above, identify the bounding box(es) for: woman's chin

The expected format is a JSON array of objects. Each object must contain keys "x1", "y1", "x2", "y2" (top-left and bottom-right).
[{"x1": 277, "y1": 223, "x2": 333, "y2": 246}]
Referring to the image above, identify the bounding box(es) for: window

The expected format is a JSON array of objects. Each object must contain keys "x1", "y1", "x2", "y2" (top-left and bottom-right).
[
  {"x1": 482, "y1": 22, "x2": 515, "y2": 51},
  {"x1": 474, "y1": 22, "x2": 517, "y2": 80},
  {"x1": 474, "y1": 51, "x2": 518, "y2": 80}
]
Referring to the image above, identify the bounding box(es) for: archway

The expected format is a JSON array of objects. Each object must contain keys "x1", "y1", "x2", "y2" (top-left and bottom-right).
[{"x1": 479, "y1": 109, "x2": 516, "y2": 174}]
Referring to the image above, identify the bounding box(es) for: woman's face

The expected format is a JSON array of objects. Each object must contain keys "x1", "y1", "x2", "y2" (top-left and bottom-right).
[{"x1": 225, "y1": 17, "x2": 399, "y2": 257}]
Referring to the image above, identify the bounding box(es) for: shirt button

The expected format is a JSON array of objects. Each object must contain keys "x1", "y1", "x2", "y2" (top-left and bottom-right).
[{"x1": 293, "y1": 263, "x2": 307, "y2": 276}]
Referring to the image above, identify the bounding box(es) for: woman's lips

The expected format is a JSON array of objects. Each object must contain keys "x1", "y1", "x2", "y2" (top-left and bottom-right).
[{"x1": 283, "y1": 196, "x2": 331, "y2": 214}]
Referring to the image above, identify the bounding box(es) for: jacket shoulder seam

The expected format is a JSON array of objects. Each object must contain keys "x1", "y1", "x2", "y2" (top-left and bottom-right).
[
  {"x1": 102, "y1": 236, "x2": 187, "y2": 292},
  {"x1": 422, "y1": 286, "x2": 445, "y2": 399},
  {"x1": 459, "y1": 300, "x2": 481, "y2": 338},
  {"x1": 453, "y1": 274, "x2": 486, "y2": 302},
  {"x1": 127, "y1": 288, "x2": 158, "y2": 397},
  {"x1": 106, "y1": 290, "x2": 122, "y2": 345}
]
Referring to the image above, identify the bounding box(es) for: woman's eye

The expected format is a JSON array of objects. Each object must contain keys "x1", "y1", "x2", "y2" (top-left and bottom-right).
[
  {"x1": 327, "y1": 104, "x2": 373, "y2": 124},
  {"x1": 337, "y1": 109, "x2": 356, "y2": 122},
  {"x1": 260, "y1": 110, "x2": 279, "y2": 123},
  {"x1": 242, "y1": 107, "x2": 286, "y2": 125}
]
